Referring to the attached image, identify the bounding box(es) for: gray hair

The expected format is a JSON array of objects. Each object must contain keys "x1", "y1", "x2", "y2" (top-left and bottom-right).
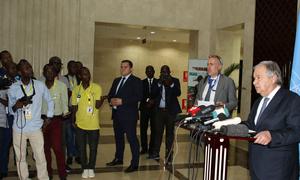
[{"x1": 254, "y1": 61, "x2": 283, "y2": 85}]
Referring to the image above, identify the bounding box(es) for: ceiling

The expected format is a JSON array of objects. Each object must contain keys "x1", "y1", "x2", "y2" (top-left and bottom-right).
[{"x1": 95, "y1": 22, "x2": 190, "y2": 43}]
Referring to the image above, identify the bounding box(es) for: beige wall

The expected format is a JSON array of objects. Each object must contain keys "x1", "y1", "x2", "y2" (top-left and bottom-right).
[
  {"x1": 94, "y1": 38, "x2": 189, "y2": 119},
  {"x1": 0, "y1": 0, "x2": 256, "y2": 118},
  {"x1": 0, "y1": 0, "x2": 81, "y2": 76},
  {"x1": 212, "y1": 0, "x2": 256, "y2": 119}
]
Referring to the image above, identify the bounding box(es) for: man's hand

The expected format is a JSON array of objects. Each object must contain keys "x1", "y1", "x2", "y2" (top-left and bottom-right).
[
  {"x1": 42, "y1": 118, "x2": 51, "y2": 131},
  {"x1": 254, "y1": 131, "x2": 272, "y2": 145},
  {"x1": 12, "y1": 99, "x2": 26, "y2": 112},
  {"x1": 111, "y1": 98, "x2": 122, "y2": 106}
]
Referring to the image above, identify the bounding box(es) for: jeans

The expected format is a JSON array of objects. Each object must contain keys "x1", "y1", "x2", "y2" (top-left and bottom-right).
[
  {"x1": 75, "y1": 127, "x2": 99, "y2": 170},
  {"x1": 64, "y1": 119, "x2": 78, "y2": 158}
]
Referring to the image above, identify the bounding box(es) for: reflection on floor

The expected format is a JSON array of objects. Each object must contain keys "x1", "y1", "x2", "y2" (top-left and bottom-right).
[{"x1": 5, "y1": 118, "x2": 251, "y2": 180}]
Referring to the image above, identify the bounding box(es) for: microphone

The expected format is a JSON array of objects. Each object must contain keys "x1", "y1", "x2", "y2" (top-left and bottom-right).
[
  {"x1": 203, "y1": 113, "x2": 227, "y2": 125},
  {"x1": 187, "y1": 106, "x2": 203, "y2": 116},
  {"x1": 212, "y1": 117, "x2": 241, "y2": 129},
  {"x1": 211, "y1": 107, "x2": 230, "y2": 119},
  {"x1": 175, "y1": 113, "x2": 190, "y2": 122},
  {"x1": 197, "y1": 105, "x2": 215, "y2": 115},
  {"x1": 220, "y1": 124, "x2": 249, "y2": 137}
]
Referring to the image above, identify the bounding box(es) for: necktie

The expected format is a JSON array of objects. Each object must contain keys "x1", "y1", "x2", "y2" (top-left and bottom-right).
[
  {"x1": 256, "y1": 97, "x2": 270, "y2": 124},
  {"x1": 204, "y1": 78, "x2": 214, "y2": 101},
  {"x1": 149, "y1": 79, "x2": 152, "y2": 93},
  {"x1": 116, "y1": 77, "x2": 125, "y2": 94}
]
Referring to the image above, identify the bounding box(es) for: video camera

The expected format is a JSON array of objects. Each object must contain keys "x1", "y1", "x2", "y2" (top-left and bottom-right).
[
  {"x1": 19, "y1": 95, "x2": 34, "y2": 105},
  {"x1": 0, "y1": 77, "x2": 12, "y2": 90}
]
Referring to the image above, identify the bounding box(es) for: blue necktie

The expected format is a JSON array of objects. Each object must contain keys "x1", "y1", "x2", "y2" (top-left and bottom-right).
[{"x1": 204, "y1": 77, "x2": 214, "y2": 101}]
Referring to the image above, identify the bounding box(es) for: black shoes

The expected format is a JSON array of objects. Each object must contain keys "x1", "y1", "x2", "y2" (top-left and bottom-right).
[
  {"x1": 66, "y1": 157, "x2": 73, "y2": 165},
  {"x1": 106, "y1": 158, "x2": 123, "y2": 166},
  {"x1": 65, "y1": 165, "x2": 72, "y2": 173},
  {"x1": 75, "y1": 157, "x2": 81, "y2": 165},
  {"x1": 140, "y1": 149, "x2": 148, "y2": 154},
  {"x1": 124, "y1": 165, "x2": 138, "y2": 173},
  {"x1": 147, "y1": 154, "x2": 160, "y2": 160}
]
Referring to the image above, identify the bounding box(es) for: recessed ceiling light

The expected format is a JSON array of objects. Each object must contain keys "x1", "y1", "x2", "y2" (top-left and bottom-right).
[
  {"x1": 150, "y1": 31, "x2": 155, "y2": 34},
  {"x1": 137, "y1": 37, "x2": 141, "y2": 39},
  {"x1": 172, "y1": 40, "x2": 177, "y2": 42}
]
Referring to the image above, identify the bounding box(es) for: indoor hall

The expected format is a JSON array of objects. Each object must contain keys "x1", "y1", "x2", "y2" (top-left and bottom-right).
[{"x1": 0, "y1": 0, "x2": 299, "y2": 179}]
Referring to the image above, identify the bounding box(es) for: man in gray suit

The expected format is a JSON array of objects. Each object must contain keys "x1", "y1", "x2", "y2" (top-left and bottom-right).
[{"x1": 194, "y1": 55, "x2": 237, "y2": 112}]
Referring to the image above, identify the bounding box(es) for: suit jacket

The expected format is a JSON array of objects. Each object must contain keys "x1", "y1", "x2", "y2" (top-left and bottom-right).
[
  {"x1": 244, "y1": 88, "x2": 300, "y2": 180},
  {"x1": 194, "y1": 74, "x2": 237, "y2": 112},
  {"x1": 108, "y1": 74, "x2": 143, "y2": 121},
  {"x1": 139, "y1": 78, "x2": 158, "y2": 111},
  {"x1": 153, "y1": 77, "x2": 182, "y2": 115}
]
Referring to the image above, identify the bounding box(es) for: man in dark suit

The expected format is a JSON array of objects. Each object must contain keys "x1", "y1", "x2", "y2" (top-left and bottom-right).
[
  {"x1": 244, "y1": 61, "x2": 300, "y2": 180},
  {"x1": 194, "y1": 55, "x2": 237, "y2": 112},
  {"x1": 106, "y1": 60, "x2": 142, "y2": 173},
  {"x1": 139, "y1": 65, "x2": 158, "y2": 155},
  {"x1": 149, "y1": 65, "x2": 181, "y2": 164}
]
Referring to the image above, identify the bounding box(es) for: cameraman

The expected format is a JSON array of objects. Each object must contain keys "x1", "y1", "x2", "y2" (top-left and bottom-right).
[
  {"x1": 8, "y1": 60, "x2": 54, "y2": 180},
  {"x1": 149, "y1": 65, "x2": 181, "y2": 164},
  {"x1": 0, "y1": 61, "x2": 19, "y2": 178}
]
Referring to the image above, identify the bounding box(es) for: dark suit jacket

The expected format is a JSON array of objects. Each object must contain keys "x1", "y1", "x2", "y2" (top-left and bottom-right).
[
  {"x1": 153, "y1": 77, "x2": 182, "y2": 115},
  {"x1": 108, "y1": 74, "x2": 143, "y2": 121},
  {"x1": 195, "y1": 74, "x2": 237, "y2": 112},
  {"x1": 244, "y1": 88, "x2": 300, "y2": 180},
  {"x1": 139, "y1": 78, "x2": 158, "y2": 111}
]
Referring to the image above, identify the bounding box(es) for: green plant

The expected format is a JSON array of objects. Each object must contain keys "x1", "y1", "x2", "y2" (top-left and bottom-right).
[{"x1": 223, "y1": 63, "x2": 240, "y2": 77}]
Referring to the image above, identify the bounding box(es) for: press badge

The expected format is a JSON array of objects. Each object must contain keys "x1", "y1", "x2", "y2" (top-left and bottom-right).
[
  {"x1": 77, "y1": 95, "x2": 81, "y2": 103},
  {"x1": 87, "y1": 106, "x2": 93, "y2": 113},
  {"x1": 24, "y1": 105, "x2": 32, "y2": 120}
]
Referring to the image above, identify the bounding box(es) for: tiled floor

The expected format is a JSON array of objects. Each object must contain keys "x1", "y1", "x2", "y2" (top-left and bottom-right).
[{"x1": 4, "y1": 118, "x2": 251, "y2": 180}]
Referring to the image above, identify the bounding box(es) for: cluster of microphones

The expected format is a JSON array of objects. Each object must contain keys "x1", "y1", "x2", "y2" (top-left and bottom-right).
[{"x1": 176, "y1": 105, "x2": 254, "y2": 137}]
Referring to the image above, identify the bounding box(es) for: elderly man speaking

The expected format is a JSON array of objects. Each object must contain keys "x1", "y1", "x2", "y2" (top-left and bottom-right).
[{"x1": 244, "y1": 61, "x2": 300, "y2": 180}]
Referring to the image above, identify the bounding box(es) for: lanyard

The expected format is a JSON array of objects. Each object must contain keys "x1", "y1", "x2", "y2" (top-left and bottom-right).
[
  {"x1": 77, "y1": 84, "x2": 93, "y2": 103},
  {"x1": 21, "y1": 80, "x2": 34, "y2": 96}
]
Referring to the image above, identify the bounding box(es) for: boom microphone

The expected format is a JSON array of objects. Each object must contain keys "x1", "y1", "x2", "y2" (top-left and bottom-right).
[
  {"x1": 220, "y1": 124, "x2": 249, "y2": 137},
  {"x1": 212, "y1": 117, "x2": 241, "y2": 129}
]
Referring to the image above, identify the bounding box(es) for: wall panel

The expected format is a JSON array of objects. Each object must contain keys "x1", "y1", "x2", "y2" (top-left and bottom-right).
[{"x1": 0, "y1": 0, "x2": 80, "y2": 76}]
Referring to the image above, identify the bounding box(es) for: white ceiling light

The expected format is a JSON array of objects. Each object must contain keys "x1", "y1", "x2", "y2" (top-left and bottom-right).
[
  {"x1": 137, "y1": 37, "x2": 141, "y2": 39},
  {"x1": 172, "y1": 39, "x2": 177, "y2": 42},
  {"x1": 150, "y1": 31, "x2": 155, "y2": 34}
]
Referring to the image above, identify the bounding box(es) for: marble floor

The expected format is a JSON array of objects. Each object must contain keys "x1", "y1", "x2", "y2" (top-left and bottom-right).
[{"x1": 4, "y1": 118, "x2": 251, "y2": 180}]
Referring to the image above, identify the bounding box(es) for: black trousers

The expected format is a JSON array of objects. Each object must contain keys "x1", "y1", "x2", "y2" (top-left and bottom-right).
[
  {"x1": 152, "y1": 109, "x2": 175, "y2": 159},
  {"x1": 75, "y1": 127, "x2": 99, "y2": 170},
  {"x1": 139, "y1": 108, "x2": 155, "y2": 153},
  {"x1": 113, "y1": 118, "x2": 140, "y2": 167}
]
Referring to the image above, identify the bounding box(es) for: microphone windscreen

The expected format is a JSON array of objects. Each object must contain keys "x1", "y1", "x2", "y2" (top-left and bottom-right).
[
  {"x1": 220, "y1": 124, "x2": 249, "y2": 137},
  {"x1": 187, "y1": 106, "x2": 201, "y2": 116},
  {"x1": 199, "y1": 105, "x2": 215, "y2": 115},
  {"x1": 217, "y1": 113, "x2": 227, "y2": 120},
  {"x1": 211, "y1": 107, "x2": 230, "y2": 118},
  {"x1": 212, "y1": 117, "x2": 241, "y2": 129}
]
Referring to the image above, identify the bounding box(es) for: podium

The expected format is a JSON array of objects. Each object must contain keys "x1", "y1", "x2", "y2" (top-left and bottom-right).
[{"x1": 202, "y1": 132, "x2": 255, "y2": 180}]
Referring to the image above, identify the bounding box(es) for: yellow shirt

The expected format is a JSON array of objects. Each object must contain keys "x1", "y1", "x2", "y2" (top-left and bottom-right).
[{"x1": 71, "y1": 82, "x2": 102, "y2": 130}]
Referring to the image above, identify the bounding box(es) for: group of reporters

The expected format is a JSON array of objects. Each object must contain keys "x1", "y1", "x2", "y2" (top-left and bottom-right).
[
  {"x1": 1, "y1": 49, "x2": 300, "y2": 180},
  {"x1": 0, "y1": 50, "x2": 102, "y2": 180}
]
